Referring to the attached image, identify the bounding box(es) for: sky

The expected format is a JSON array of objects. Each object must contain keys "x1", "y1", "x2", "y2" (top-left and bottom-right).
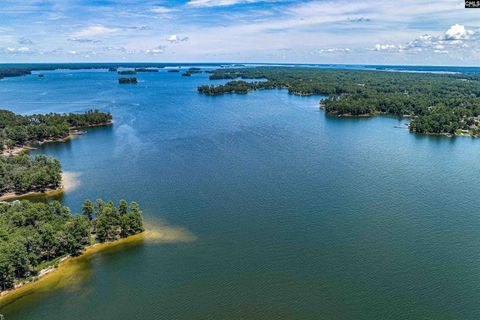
[{"x1": 0, "y1": 0, "x2": 480, "y2": 65}]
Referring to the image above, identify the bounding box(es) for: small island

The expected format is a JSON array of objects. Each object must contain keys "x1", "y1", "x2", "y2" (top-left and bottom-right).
[
  {"x1": 118, "y1": 70, "x2": 137, "y2": 75},
  {"x1": 0, "y1": 199, "x2": 145, "y2": 293},
  {"x1": 187, "y1": 67, "x2": 202, "y2": 74},
  {"x1": 135, "y1": 68, "x2": 159, "y2": 72},
  {"x1": 118, "y1": 77, "x2": 138, "y2": 84},
  {"x1": 168, "y1": 69, "x2": 180, "y2": 73}
]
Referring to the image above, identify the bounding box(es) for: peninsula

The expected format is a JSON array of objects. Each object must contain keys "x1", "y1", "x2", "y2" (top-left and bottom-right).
[
  {"x1": 0, "y1": 199, "x2": 145, "y2": 293},
  {"x1": 0, "y1": 109, "x2": 112, "y2": 199},
  {"x1": 198, "y1": 67, "x2": 480, "y2": 137}
]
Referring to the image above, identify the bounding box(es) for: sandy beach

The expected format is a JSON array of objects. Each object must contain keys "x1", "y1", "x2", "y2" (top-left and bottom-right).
[
  {"x1": 0, "y1": 171, "x2": 80, "y2": 202},
  {"x1": 0, "y1": 222, "x2": 195, "y2": 305}
]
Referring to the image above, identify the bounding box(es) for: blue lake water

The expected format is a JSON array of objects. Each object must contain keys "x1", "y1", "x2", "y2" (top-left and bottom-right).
[{"x1": 1, "y1": 68, "x2": 480, "y2": 319}]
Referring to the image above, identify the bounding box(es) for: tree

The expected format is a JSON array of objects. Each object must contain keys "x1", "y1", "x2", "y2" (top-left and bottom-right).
[
  {"x1": 0, "y1": 199, "x2": 144, "y2": 290},
  {"x1": 95, "y1": 201, "x2": 121, "y2": 242},
  {"x1": 82, "y1": 199, "x2": 94, "y2": 221},
  {"x1": 119, "y1": 199, "x2": 128, "y2": 215}
]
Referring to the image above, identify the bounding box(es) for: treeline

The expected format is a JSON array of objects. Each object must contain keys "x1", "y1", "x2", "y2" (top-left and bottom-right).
[
  {"x1": 119, "y1": 78, "x2": 138, "y2": 84},
  {"x1": 198, "y1": 67, "x2": 480, "y2": 135},
  {"x1": 0, "y1": 68, "x2": 32, "y2": 79},
  {"x1": 198, "y1": 81, "x2": 253, "y2": 95},
  {"x1": 408, "y1": 106, "x2": 474, "y2": 134},
  {"x1": 0, "y1": 199, "x2": 144, "y2": 291},
  {"x1": 0, "y1": 155, "x2": 61, "y2": 196},
  {"x1": 0, "y1": 109, "x2": 112, "y2": 150}
]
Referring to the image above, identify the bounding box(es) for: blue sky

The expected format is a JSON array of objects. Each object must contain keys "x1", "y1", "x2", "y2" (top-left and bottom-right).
[{"x1": 0, "y1": 0, "x2": 479, "y2": 65}]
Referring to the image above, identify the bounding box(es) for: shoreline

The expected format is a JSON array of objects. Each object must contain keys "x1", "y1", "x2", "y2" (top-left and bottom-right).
[
  {"x1": 0, "y1": 121, "x2": 112, "y2": 157},
  {"x1": 0, "y1": 222, "x2": 196, "y2": 306},
  {"x1": 0, "y1": 171, "x2": 79, "y2": 202},
  {"x1": 321, "y1": 107, "x2": 480, "y2": 138},
  {"x1": 0, "y1": 232, "x2": 146, "y2": 303}
]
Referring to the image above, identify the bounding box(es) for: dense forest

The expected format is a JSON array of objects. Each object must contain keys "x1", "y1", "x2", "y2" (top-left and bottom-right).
[
  {"x1": 135, "y1": 68, "x2": 159, "y2": 72},
  {"x1": 0, "y1": 199, "x2": 144, "y2": 291},
  {"x1": 118, "y1": 77, "x2": 138, "y2": 84},
  {"x1": 0, "y1": 68, "x2": 32, "y2": 79},
  {"x1": 0, "y1": 109, "x2": 112, "y2": 151},
  {"x1": 0, "y1": 155, "x2": 61, "y2": 196},
  {"x1": 118, "y1": 70, "x2": 137, "y2": 75},
  {"x1": 0, "y1": 109, "x2": 112, "y2": 197},
  {"x1": 198, "y1": 67, "x2": 480, "y2": 135}
]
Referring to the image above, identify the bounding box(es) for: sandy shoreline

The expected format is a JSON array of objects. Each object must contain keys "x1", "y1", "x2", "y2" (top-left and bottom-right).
[
  {"x1": 0, "y1": 171, "x2": 80, "y2": 202},
  {"x1": 0, "y1": 223, "x2": 195, "y2": 305},
  {"x1": 0, "y1": 233, "x2": 146, "y2": 303}
]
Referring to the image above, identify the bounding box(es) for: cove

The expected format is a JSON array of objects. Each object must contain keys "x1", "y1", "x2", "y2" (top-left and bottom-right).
[{"x1": 1, "y1": 68, "x2": 480, "y2": 319}]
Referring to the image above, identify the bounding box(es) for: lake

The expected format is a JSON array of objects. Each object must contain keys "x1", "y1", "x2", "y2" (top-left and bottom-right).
[{"x1": 1, "y1": 68, "x2": 480, "y2": 319}]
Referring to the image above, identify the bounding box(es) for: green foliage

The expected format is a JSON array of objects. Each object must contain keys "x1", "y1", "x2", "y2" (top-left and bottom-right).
[
  {"x1": 0, "y1": 154, "x2": 61, "y2": 196},
  {"x1": 0, "y1": 199, "x2": 144, "y2": 291},
  {"x1": 199, "y1": 67, "x2": 480, "y2": 135},
  {"x1": 82, "y1": 199, "x2": 94, "y2": 221},
  {"x1": 118, "y1": 77, "x2": 138, "y2": 84},
  {"x1": 0, "y1": 68, "x2": 31, "y2": 79},
  {"x1": 0, "y1": 109, "x2": 112, "y2": 148},
  {"x1": 118, "y1": 70, "x2": 137, "y2": 75},
  {"x1": 198, "y1": 81, "x2": 252, "y2": 95}
]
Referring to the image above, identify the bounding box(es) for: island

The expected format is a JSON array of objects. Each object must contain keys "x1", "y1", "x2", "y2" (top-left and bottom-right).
[
  {"x1": 118, "y1": 77, "x2": 138, "y2": 84},
  {"x1": 135, "y1": 68, "x2": 159, "y2": 72},
  {"x1": 167, "y1": 69, "x2": 180, "y2": 73},
  {"x1": 198, "y1": 67, "x2": 480, "y2": 136},
  {"x1": 118, "y1": 70, "x2": 137, "y2": 75},
  {"x1": 0, "y1": 199, "x2": 145, "y2": 292},
  {"x1": 187, "y1": 67, "x2": 202, "y2": 74},
  {"x1": 180, "y1": 68, "x2": 203, "y2": 77}
]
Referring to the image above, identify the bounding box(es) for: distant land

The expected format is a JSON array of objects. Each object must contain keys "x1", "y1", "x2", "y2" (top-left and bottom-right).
[{"x1": 3, "y1": 63, "x2": 480, "y2": 138}]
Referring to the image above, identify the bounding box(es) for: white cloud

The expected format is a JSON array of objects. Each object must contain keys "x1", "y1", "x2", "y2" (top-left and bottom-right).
[
  {"x1": 370, "y1": 24, "x2": 477, "y2": 56},
  {"x1": 445, "y1": 24, "x2": 474, "y2": 40},
  {"x1": 71, "y1": 25, "x2": 119, "y2": 38},
  {"x1": 318, "y1": 48, "x2": 351, "y2": 54},
  {"x1": 167, "y1": 34, "x2": 189, "y2": 43},
  {"x1": 373, "y1": 44, "x2": 397, "y2": 51},
  {"x1": 151, "y1": 6, "x2": 175, "y2": 14},
  {"x1": 3, "y1": 46, "x2": 31, "y2": 54},
  {"x1": 145, "y1": 45, "x2": 166, "y2": 54},
  {"x1": 68, "y1": 37, "x2": 101, "y2": 43},
  {"x1": 186, "y1": 0, "x2": 275, "y2": 8}
]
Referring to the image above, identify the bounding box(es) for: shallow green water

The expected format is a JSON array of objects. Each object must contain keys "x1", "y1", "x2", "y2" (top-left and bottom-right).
[{"x1": 1, "y1": 68, "x2": 480, "y2": 319}]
